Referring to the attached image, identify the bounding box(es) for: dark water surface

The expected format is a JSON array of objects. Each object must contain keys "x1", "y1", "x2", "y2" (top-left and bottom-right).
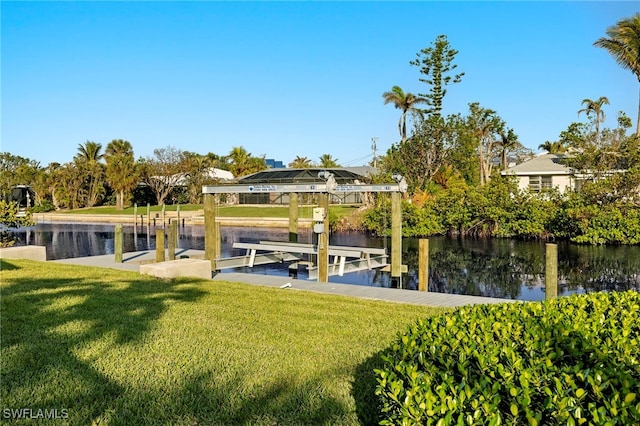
[{"x1": 12, "y1": 223, "x2": 640, "y2": 302}]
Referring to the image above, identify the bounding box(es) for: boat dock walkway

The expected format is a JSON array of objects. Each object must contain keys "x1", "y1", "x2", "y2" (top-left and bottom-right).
[{"x1": 52, "y1": 249, "x2": 515, "y2": 308}]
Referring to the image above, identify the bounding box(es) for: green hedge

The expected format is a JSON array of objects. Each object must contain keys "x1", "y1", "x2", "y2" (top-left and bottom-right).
[{"x1": 375, "y1": 292, "x2": 640, "y2": 425}]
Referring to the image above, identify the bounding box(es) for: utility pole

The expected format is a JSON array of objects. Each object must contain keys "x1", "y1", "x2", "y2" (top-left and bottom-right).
[{"x1": 371, "y1": 137, "x2": 378, "y2": 168}]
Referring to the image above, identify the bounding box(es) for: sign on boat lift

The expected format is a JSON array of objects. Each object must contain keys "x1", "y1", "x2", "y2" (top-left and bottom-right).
[{"x1": 201, "y1": 172, "x2": 407, "y2": 283}]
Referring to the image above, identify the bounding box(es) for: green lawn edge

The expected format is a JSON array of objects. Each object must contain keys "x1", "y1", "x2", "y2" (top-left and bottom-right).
[
  {"x1": 55, "y1": 204, "x2": 360, "y2": 219},
  {"x1": 1, "y1": 259, "x2": 445, "y2": 425}
]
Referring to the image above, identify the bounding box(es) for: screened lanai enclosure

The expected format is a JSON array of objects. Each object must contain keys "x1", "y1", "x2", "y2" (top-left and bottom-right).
[{"x1": 237, "y1": 167, "x2": 376, "y2": 205}]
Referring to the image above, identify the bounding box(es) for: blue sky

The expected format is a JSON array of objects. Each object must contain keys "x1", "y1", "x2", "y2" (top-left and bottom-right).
[{"x1": 2, "y1": 1, "x2": 638, "y2": 168}]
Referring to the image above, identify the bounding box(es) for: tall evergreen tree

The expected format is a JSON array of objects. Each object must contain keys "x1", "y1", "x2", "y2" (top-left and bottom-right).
[{"x1": 410, "y1": 34, "x2": 464, "y2": 117}]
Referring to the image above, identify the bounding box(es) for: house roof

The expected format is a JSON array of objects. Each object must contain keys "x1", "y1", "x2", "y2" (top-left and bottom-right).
[
  {"x1": 501, "y1": 153, "x2": 573, "y2": 176},
  {"x1": 238, "y1": 167, "x2": 377, "y2": 184}
]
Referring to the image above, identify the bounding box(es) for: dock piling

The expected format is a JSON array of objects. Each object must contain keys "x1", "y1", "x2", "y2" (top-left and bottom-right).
[
  {"x1": 156, "y1": 228, "x2": 165, "y2": 263},
  {"x1": 418, "y1": 238, "x2": 429, "y2": 292},
  {"x1": 545, "y1": 243, "x2": 558, "y2": 299},
  {"x1": 114, "y1": 224, "x2": 123, "y2": 263}
]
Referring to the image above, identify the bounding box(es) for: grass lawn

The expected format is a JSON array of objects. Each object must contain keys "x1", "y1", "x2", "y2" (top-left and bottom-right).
[
  {"x1": 59, "y1": 204, "x2": 360, "y2": 219},
  {"x1": 1, "y1": 259, "x2": 446, "y2": 425}
]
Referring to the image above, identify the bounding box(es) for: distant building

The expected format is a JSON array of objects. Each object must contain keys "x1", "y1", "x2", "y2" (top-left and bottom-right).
[
  {"x1": 265, "y1": 159, "x2": 284, "y2": 169},
  {"x1": 236, "y1": 167, "x2": 377, "y2": 205},
  {"x1": 501, "y1": 153, "x2": 575, "y2": 193},
  {"x1": 171, "y1": 168, "x2": 234, "y2": 186},
  {"x1": 4, "y1": 185, "x2": 35, "y2": 216}
]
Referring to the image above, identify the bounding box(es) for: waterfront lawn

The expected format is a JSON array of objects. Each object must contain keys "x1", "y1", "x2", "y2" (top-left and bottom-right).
[
  {"x1": 1, "y1": 259, "x2": 444, "y2": 425},
  {"x1": 61, "y1": 204, "x2": 359, "y2": 219}
]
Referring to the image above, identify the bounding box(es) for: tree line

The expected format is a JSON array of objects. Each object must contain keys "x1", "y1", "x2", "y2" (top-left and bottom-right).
[
  {"x1": 369, "y1": 14, "x2": 640, "y2": 244},
  {"x1": 0, "y1": 143, "x2": 343, "y2": 211}
]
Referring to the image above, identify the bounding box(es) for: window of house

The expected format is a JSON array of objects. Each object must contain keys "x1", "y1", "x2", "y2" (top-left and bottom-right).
[{"x1": 529, "y1": 176, "x2": 552, "y2": 191}]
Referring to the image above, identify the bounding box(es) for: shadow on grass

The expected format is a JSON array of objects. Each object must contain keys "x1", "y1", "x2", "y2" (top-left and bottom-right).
[
  {"x1": 352, "y1": 349, "x2": 388, "y2": 426},
  {"x1": 140, "y1": 370, "x2": 353, "y2": 424},
  {"x1": 1, "y1": 271, "x2": 207, "y2": 423},
  {"x1": 0, "y1": 259, "x2": 20, "y2": 271}
]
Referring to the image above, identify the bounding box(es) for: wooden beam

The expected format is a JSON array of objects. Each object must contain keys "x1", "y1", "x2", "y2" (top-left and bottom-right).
[
  {"x1": 318, "y1": 193, "x2": 329, "y2": 282},
  {"x1": 418, "y1": 238, "x2": 429, "y2": 292},
  {"x1": 114, "y1": 224, "x2": 123, "y2": 263},
  {"x1": 168, "y1": 221, "x2": 177, "y2": 260},
  {"x1": 289, "y1": 192, "x2": 298, "y2": 242},
  {"x1": 545, "y1": 243, "x2": 558, "y2": 299},
  {"x1": 391, "y1": 191, "x2": 402, "y2": 280},
  {"x1": 155, "y1": 227, "x2": 165, "y2": 263},
  {"x1": 204, "y1": 193, "x2": 217, "y2": 271}
]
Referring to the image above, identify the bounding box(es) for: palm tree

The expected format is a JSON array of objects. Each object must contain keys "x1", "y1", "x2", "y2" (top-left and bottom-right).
[
  {"x1": 467, "y1": 102, "x2": 503, "y2": 185},
  {"x1": 74, "y1": 141, "x2": 103, "y2": 164},
  {"x1": 74, "y1": 141, "x2": 105, "y2": 207},
  {"x1": 382, "y1": 85, "x2": 427, "y2": 143},
  {"x1": 498, "y1": 128, "x2": 519, "y2": 170},
  {"x1": 594, "y1": 13, "x2": 640, "y2": 136},
  {"x1": 105, "y1": 139, "x2": 137, "y2": 210},
  {"x1": 318, "y1": 154, "x2": 340, "y2": 168},
  {"x1": 288, "y1": 156, "x2": 313, "y2": 168},
  {"x1": 227, "y1": 146, "x2": 251, "y2": 177},
  {"x1": 578, "y1": 96, "x2": 610, "y2": 144},
  {"x1": 538, "y1": 140, "x2": 568, "y2": 154}
]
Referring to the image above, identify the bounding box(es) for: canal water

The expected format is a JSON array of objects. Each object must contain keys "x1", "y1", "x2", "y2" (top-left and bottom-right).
[{"x1": 10, "y1": 222, "x2": 640, "y2": 302}]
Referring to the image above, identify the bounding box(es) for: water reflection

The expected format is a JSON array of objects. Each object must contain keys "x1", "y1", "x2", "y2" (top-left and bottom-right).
[{"x1": 10, "y1": 223, "x2": 640, "y2": 302}]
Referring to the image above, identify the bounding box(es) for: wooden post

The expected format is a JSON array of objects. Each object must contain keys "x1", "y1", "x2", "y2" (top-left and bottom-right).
[
  {"x1": 133, "y1": 203, "x2": 137, "y2": 226},
  {"x1": 204, "y1": 193, "x2": 217, "y2": 271},
  {"x1": 545, "y1": 243, "x2": 558, "y2": 299},
  {"x1": 391, "y1": 191, "x2": 402, "y2": 287},
  {"x1": 418, "y1": 238, "x2": 429, "y2": 292},
  {"x1": 114, "y1": 224, "x2": 123, "y2": 263},
  {"x1": 289, "y1": 192, "x2": 298, "y2": 242},
  {"x1": 318, "y1": 193, "x2": 329, "y2": 282},
  {"x1": 146, "y1": 203, "x2": 150, "y2": 226},
  {"x1": 162, "y1": 203, "x2": 166, "y2": 226},
  {"x1": 168, "y1": 221, "x2": 177, "y2": 260},
  {"x1": 215, "y1": 221, "x2": 221, "y2": 258},
  {"x1": 155, "y1": 227, "x2": 165, "y2": 263},
  {"x1": 177, "y1": 204, "x2": 181, "y2": 226}
]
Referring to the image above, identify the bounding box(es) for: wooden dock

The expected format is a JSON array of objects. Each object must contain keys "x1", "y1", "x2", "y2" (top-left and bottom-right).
[{"x1": 221, "y1": 240, "x2": 388, "y2": 278}]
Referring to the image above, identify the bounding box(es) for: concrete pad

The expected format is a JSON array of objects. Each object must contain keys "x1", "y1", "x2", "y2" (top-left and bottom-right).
[
  {"x1": 140, "y1": 258, "x2": 211, "y2": 280},
  {"x1": 0, "y1": 245, "x2": 47, "y2": 261}
]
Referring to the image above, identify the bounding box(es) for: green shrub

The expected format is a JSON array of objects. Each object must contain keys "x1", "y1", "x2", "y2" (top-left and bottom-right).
[
  {"x1": 31, "y1": 199, "x2": 55, "y2": 213},
  {"x1": 0, "y1": 200, "x2": 34, "y2": 247},
  {"x1": 375, "y1": 292, "x2": 640, "y2": 425}
]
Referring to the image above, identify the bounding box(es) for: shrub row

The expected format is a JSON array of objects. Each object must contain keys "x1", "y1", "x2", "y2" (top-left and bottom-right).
[
  {"x1": 375, "y1": 291, "x2": 640, "y2": 425},
  {"x1": 363, "y1": 176, "x2": 640, "y2": 244}
]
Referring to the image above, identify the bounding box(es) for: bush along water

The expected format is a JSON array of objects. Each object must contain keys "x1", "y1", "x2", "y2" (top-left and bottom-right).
[
  {"x1": 362, "y1": 176, "x2": 640, "y2": 244},
  {"x1": 375, "y1": 291, "x2": 640, "y2": 425}
]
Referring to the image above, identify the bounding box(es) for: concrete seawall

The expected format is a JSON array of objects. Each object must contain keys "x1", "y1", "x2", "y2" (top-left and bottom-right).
[{"x1": 32, "y1": 212, "x2": 315, "y2": 228}]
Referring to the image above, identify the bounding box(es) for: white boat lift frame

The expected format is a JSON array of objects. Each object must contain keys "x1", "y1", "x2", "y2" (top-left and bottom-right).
[{"x1": 202, "y1": 173, "x2": 407, "y2": 282}]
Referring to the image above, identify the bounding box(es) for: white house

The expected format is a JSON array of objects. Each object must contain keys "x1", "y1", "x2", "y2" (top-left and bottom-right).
[{"x1": 500, "y1": 153, "x2": 575, "y2": 193}]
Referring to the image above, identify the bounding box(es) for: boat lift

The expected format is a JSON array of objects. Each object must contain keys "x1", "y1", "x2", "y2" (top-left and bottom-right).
[{"x1": 202, "y1": 172, "x2": 407, "y2": 283}]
